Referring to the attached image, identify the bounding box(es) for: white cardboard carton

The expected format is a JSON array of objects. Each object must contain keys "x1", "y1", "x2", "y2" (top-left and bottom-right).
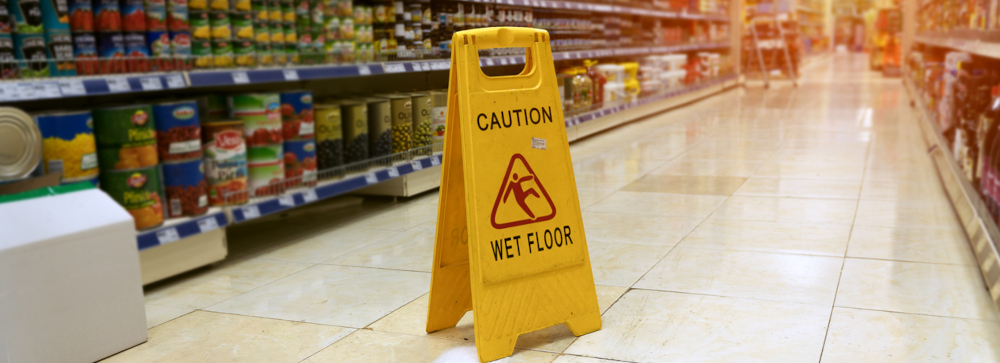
[{"x1": 0, "y1": 188, "x2": 147, "y2": 363}]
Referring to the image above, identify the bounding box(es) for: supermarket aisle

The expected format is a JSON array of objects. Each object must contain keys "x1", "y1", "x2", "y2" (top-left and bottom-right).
[{"x1": 108, "y1": 53, "x2": 1000, "y2": 363}]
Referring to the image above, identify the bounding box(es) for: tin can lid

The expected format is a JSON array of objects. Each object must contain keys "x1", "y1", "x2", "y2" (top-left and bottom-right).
[{"x1": 0, "y1": 107, "x2": 42, "y2": 181}]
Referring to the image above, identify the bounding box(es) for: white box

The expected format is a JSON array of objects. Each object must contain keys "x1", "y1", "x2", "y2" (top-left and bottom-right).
[{"x1": 0, "y1": 188, "x2": 147, "y2": 363}]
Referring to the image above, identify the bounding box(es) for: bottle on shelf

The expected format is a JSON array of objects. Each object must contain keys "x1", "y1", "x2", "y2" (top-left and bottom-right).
[{"x1": 584, "y1": 59, "x2": 606, "y2": 106}]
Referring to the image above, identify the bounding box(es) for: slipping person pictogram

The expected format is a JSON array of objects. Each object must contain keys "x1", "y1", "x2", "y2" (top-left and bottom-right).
[{"x1": 491, "y1": 154, "x2": 556, "y2": 229}]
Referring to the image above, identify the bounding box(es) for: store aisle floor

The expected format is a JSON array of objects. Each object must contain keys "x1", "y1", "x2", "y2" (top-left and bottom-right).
[{"x1": 108, "y1": 54, "x2": 1000, "y2": 363}]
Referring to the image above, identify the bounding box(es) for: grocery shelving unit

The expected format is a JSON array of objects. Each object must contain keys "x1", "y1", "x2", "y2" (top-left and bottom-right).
[{"x1": 3, "y1": 0, "x2": 743, "y2": 284}]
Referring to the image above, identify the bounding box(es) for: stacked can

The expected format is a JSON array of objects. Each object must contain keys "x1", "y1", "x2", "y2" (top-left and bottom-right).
[
  {"x1": 409, "y1": 92, "x2": 431, "y2": 149},
  {"x1": 34, "y1": 110, "x2": 100, "y2": 185},
  {"x1": 9, "y1": 0, "x2": 52, "y2": 77},
  {"x1": 39, "y1": 0, "x2": 76, "y2": 76},
  {"x1": 430, "y1": 89, "x2": 445, "y2": 151},
  {"x1": 280, "y1": 0, "x2": 295, "y2": 63},
  {"x1": 280, "y1": 90, "x2": 315, "y2": 187},
  {"x1": 231, "y1": 9, "x2": 254, "y2": 66},
  {"x1": 290, "y1": 0, "x2": 308, "y2": 64},
  {"x1": 314, "y1": 102, "x2": 342, "y2": 175},
  {"x1": 229, "y1": 93, "x2": 283, "y2": 196},
  {"x1": 188, "y1": 0, "x2": 211, "y2": 67},
  {"x1": 144, "y1": 0, "x2": 168, "y2": 70},
  {"x1": 307, "y1": 0, "x2": 322, "y2": 64},
  {"x1": 250, "y1": 0, "x2": 268, "y2": 64},
  {"x1": 207, "y1": 4, "x2": 231, "y2": 67},
  {"x1": 340, "y1": 99, "x2": 367, "y2": 163},
  {"x1": 371, "y1": 0, "x2": 392, "y2": 59},
  {"x1": 166, "y1": 0, "x2": 190, "y2": 70},
  {"x1": 393, "y1": 0, "x2": 416, "y2": 59},
  {"x1": 152, "y1": 100, "x2": 208, "y2": 218},
  {"x1": 202, "y1": 120, "x2": 248, "y2": 205},
  {"x1": 325, "y1": 0, "x2": 355, "y2": 63},
  {"x1": 365, "y1": 97, "x2": 390, "y2": 157},
  {"x1": 385, "y1": 94, "x2": 410, "y2": 153},
  {"x1": 266, "y1": 0, "x2": 281, "y2": 63},
  {"x1": 93, "y1": 104, "x2": 163, "y2": 230},
  {"x1": 121, "y1": 0, "x2": 152, "y2": 73}
]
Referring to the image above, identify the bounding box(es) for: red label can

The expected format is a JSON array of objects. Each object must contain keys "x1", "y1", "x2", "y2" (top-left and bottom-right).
[
  {"x1": 94, "y1": 0, "x2": 122, "y2": 31},
  {"x1": 68, "y1": 0, "x2": 94, "y2": 32},
  {"x1": 120, "y1": 0, "x2": 147, "y2": 31}
]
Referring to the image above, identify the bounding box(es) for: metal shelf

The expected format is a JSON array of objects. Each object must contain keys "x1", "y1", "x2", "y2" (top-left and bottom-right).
[
  {"x1": 915, "y1": 32, "x2": 1000, "y2": 60},
  {"x1": 0, "y1": 42, "x2": 730, "y2": 103},
  {"x1": 565, "y1": 74, "x2": 738, "y2": 127}
]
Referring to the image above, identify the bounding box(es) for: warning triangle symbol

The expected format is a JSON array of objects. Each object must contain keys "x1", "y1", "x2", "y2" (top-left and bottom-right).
[{"x1": 490, "y1": 154, "x2": 557, "y2": 229}]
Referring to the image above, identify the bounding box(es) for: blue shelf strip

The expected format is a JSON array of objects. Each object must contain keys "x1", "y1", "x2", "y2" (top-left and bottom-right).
[
  {"x1": 136, "y1": 212, "x2": 229, "y2": 251},
  {"x1": 0, "y1": 42, "x2": 730, "y2": 103},
  {"x1": 564, "y1": 74, "x2": 737, "y2": 127}
]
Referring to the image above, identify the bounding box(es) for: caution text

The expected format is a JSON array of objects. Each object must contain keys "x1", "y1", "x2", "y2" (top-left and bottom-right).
[
  {"x1": 489, "y1": 225, "x2": 574, "y2": 261},
  {"x1": 477, "y1": 106, "x2": 554, "y2": 131}
]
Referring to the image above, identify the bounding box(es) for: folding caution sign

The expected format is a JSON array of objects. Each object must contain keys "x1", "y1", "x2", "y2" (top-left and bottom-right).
[{"x1": 426, "y1": 27, "x2": 602, "y2": 362}]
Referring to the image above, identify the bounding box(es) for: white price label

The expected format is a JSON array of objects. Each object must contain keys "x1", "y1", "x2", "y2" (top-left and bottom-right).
[
  {"x1": 165, "y1": 74, "x2": 185, "y2": 88},
  {"x1": 430, "y1": 61, "x2": 449, "y2": 70},
  {"x1": 17, "y1": 83, "x2": 35, "y2": 99},
  {"x1": 197, "y1": 217, "x2": 219, "y2": 232},
  {"x1": 299, "y1": 122, "x2": 314, "y2": 135},
  {"x1": 499, "y1": 58, "x2": 508, "y2": 65},
  {"x1": 364, "y1": 173, "x2": 378, "y2": 184},
  {"x1": 384, "y1": 63, "x2": 406, "y2": 73},
  {"x1": 278, "y1": 195, "x2": 295, "y2": 207},
  {"x1": 387, "y1": 167, "x2": 400, "y2": 178},
  {"x1": 531, "y1": 137, "x2": 547, "y2": 150},
  {"x1": 283, "y1": 69, "x2": 299, "y2": 80},
  {"x1": 411, "y1": 160, "x2": 423, "y2": 170},
  {"x1": 58, "y1": 79, "x2": 86, "y2": 96},
  {"x1": 430, "y1": 156, "x2": 440, "y2": 166},
  {"x1": 156, "y1": 228, "x2": 181, "y2": 244},
  {"x1": 33, "y1": 82, "x2": 61, "y2": 98},
  {"x1": 241, "y1": 205, "x2": 260, "y2": 219},
  {"x1": 106, "y1": 77, "x2": 130, "y2": 92},
  {"x1": 0, "y1": 83, "x2": 19, "y2": 101},
  {"x1": 358, "y1": 65, "x2": 372, "y2": 75},
  {"x1": 140, "y1": 77, "x2": 163, "y2": 90},
  {"x1": 484, "y1": 58, "x2": 495, "y2": 66},
  {"x1": 418, "y1": 62, "x2": 430, "y2": 71},
  {"x1": 301, "y1": 189, "x2": 318, "y2": 203},
  {"x1": 232, "y1": 71, "x2": 250, "y2": 84}
]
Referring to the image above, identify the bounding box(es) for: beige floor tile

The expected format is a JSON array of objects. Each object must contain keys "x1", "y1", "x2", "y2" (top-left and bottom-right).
[
  {"x1": 304, "y1": 329, "x2": 559, "y2": 363},
  {"x1": 564, "y1": 290, "x2": 830, "y2": 363},
  {"x1": 581, "y1": 211, "x2": 702, "y2": 246},
  {"x1": 585, "y1": 191, "x2": 728, "y2": 219},
  {"x1": 860, "y1": 178, "x2": 945, "y2": 200},
  {"x1": 754, "y1": 161, "x2": 866, "y2": 180},
  {"x1": 710, "y1": 196, "x2": 858, "y2": 224},
  {"x1": 679, "y1": 217, "x2": 851, "y2": 256},
  {"x1": 572, "y1": 158, "x2": 668, "y2": 179},
  {"x1": 733, "y1": 177, "x2": 861, "y2": 199},
  {"x1": 635, "y1": 247, "x2": 842, "y2": 305},
  {"x1": 621, "y1": 175, "x2": 747, "y2": 195},
  {"x1": 854, "y1": 199, "x2": 960, "y2": 227},
  {"x1": 821, "y1": 308, "x2": 1000, "y2": 363},
  {"x1": 572, "y1": 172, "x2": 636, "y2": 190},
  {"x1": 144, "y1": 259, "x2": 313, "y2": 310},
  {"x1": 836, "y1": 258, "x2": 998, "y2": 321},
  {"x1": 206, "y1": 265, "x2": 430, "y2": 328},
  {"x1": 104, "y1": 311, "x2": 353, "y2": 363},
  {"x1": 323, "y1": 223, "x2": 436, "y2": 272},
  {"x1": 256, "y1": 228, "x2": 399, "y2": 264},
  {"x1": 576, "y1": 188, "x2": 618, "y2": 209},
  {"x1": 551, "y1": 355, "x2": 618, "y2": 363},
  {"x1": 345, "y1": 202, "x2": 439, "y2": 231},
  {"x1": 649, "y1": 159, "x2": 762, "y2": 177},
  {"x1": 587, "y1": 241, "x2": 671, "y2": 287},
  {"x1": 847, "y1": 225, "x2": 977, "y2": 265},
  {"x1": 366, "y1": 286, "x2": 627, "y2": 353},
  {"x1": 143, "y1": 304, "x2": 192, "y2": 328}
]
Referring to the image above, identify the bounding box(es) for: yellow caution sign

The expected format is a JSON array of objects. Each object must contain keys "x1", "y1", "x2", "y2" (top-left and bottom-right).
[{"x1": 426, "y1": 27, "x2": 602, "y2": 362}]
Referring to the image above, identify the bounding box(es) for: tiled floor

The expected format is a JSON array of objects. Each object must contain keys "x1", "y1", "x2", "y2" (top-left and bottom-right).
[{"x1": 107, "y1": 54, "x2": 1000, "y2": 362}]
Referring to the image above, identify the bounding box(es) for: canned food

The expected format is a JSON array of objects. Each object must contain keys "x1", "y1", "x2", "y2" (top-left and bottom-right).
[
  {"x1": 188, "y1": 0, "x2": 205, "y2": 10},
  {"x1": 247, "y1": 143, "x2": 282, "y2": 195},
  {"x1": 253, "y1": 21, "x2": 268, "y2": 42},
  {"x1": 201, "y1": 94, "x2": 227, "y2": 118},
  {"x1": 383, "y1": 94, "x2": 410, "y2": 153},
  {"x1": 230, "y1": 11, "x2": 251, "y2": 39},
  {"x1": 365, "y1": 97, "x2": 391, "y2": 157},
  {"x1": 267, "y1": 21, "x2": 281, "y2": 42},
  {"x1": 255, "y1": 42, "x2": 271, "y2": 65},
  {"x1": 210, "y1": 38, "x2": 230, "y2": 66},
  {"x1": 230, "y1": 0, "x2": 248, "y2": 11},
  {"x1": 35, "y1": 110, "x2": 99, "y2": 183},
  {"x1": 124, "y1": 31, "x2": 150, "y2": 72},
  {"x1": 283, "y1": 139, "x2": 315, "y2": 186},
  {"x1": 153, "y1": 100, "x2": 201, "y2": 161},
  {"x1": 13, "y1": 33, "x2": 50, "y2": 78},
  {"x1": 99, "y1": 166, "x2": 164, "y2": 230},
  {"x1": 189, "y1": 9, "x2": 208, "y2": 38},
  {"x1": 208, "y1": 0, "x2": 226, "y2": 11},
  {"x1": 0, "y1": 35, "x2": 16, "y2": 79},
  {"x1": 267, "y1": 0, "x2": 279, "y2": 22},
  {"x1": 340, "y1": 99, "x2": 367, "y2": 163},
  {"x1": 189, "y1": 36, "x2": 209, "y2": 68},
  {"x1": 202, "y1": 120, "x2": 247, "y2": 205},
  {"x1": 279, "y1": 90, "x2": 313, "y2": 140},
  {"x1": 93, "y1": 105, "x2": 157, "y2": 170},
  {"x1": 120, "y1": 0, "x2": 146, "y2": 31},
  {"x1": 145, "y1": 0, "x2": 167, "y2": 30},
  {"x1": 0, "y1": 5, "x2": 13, "y2": 33},
  {"x1": 167, "y1": 0, "x2": 188, "y2": 30},
  {"x1": 232, "y1": 38, "x2": 253, "y2": 66},
  {"x1": 229, "y1": 93, "x2": 282, "y2": 145},
  {"x1": 314, "y1": 103, "x2": 342, "y2": 171},
  {"x1": 430, "y1": 89, "x2": 446, "y2": 149},
  {"x1": 9, "y1": 0, "x2": 44, "y2": 33},
  {"x1": 208, "y1": 10, "x2": 229, "y2": 39},
  {"x1": 279, "y1": 1, "x2": 292, "y2": 22},
  {"x1": 93, "y1": 0, "x2": 120, "y2": 31},
  {"x1": 169, "y1": 30, "x2": 191, "y2": 56},
  {"x1": 39, "y1": 0, "x2": 70, "y2": 31},
  {"x1": 96, "y1": 31, "x2": 124, "y2": 59},
  {"x1": 0, "y1": 107, "x2": 42, "y2": 181},
  {"x1": 409, "y1": 92, "x2": 431, "y2": 149},
  {"x1": 250, "y1": 0, "x2": 265, "y2": 20},
  {"x1": 72, "y1": 32, "x2": 97, "y2": 75},
  {"x1": 162, "y1": 158, "x2": 208, "y2": 217},
  {"x1": 44, "y1": 30, "x2": 76, "y2": 77},
  {"x1": 147, "y1": 30, "x2": 170, "y2": 57}
]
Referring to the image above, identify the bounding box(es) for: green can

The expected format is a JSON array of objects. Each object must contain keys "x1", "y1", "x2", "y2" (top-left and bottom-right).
[
  {"x1": 231, "y1": 11, "x2": 253, "y2": 39},
  {"x1": 233, "y1": 38, "x2": 255, "y2": 66},
  {"x1": 409, "y1": 92, "x2": 432, "y2": 148},
  {"x1": 93, "y1": 105, "x2": 156, "y2": 148},
  {"x1": 247, "y1": 144, "x2": 283, "y2": 194},
  {"x1": 191, "y1": 10, "x2": 211, "y2": 39},
  {"x1": 100, "y1": 166, "x2": 165, "y2": 230},
  {"x1": 211, "y1": 39, "x2": 233, "y2": 67},
  {"x1": 280, "y1": 1, "x2": 294, "y2": 22},
  {"x1": 191, "y1": 37, "x2": 213, "y2": 68},
  {"x1": 251, "y1": 0, "x2": 267, "y2": 20},
  {"x1": 209, "y1": 10, "x2": 231, "y2": 39}
]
